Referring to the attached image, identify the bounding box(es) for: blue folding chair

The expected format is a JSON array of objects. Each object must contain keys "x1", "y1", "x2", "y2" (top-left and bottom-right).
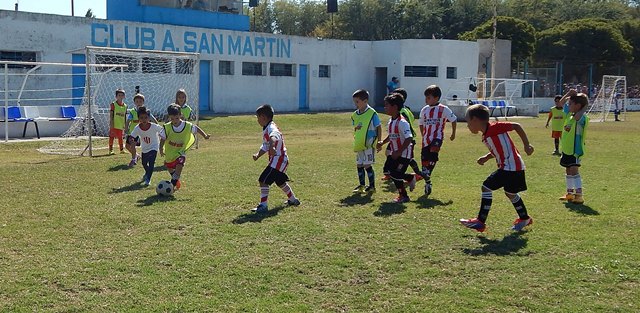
[{"x1": 1, "y1": 106, "x2": 39, "y2": 138}]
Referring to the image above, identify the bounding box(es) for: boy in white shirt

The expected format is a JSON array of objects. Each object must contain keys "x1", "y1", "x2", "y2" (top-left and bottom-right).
[{"x1": 130, "y1": 106, "x2": 164, "y2": 186}]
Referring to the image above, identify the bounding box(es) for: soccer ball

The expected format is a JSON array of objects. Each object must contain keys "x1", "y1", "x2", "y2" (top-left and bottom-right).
[{"x1": 156, "y1": 180, "x2": 174, "y2": 196}]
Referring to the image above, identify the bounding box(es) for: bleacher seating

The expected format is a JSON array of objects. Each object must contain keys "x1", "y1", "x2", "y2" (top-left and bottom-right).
[{"x1": 0, "y1": 106, "x2": 40, "y2": 138}]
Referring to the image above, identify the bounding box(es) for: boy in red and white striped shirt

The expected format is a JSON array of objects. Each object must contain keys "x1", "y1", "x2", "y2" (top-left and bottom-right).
[
  {"x1": 418, "y1": 85, "x2": 457, "y2": 196},
  {"x1": 252, "y1": 104, "x2": 300, "y2": 213},
  {"x1": 376, "y1": 93, "x2": 416, "y2": 203},
  {"x1": 460, "y1": 104, "x2": 534, "y2": 232}
]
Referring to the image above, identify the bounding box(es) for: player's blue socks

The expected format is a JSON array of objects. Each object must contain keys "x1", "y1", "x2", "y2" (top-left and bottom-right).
[
  {"x1": 511, "y1": 194, "x2": 529, "y2": 219},
  {"x1": 357, "y1": 167, "x2": 366, "y2": 186},
  {"x1": 365, "y1": 166, "x2": 375, "y2": 188},
  {"x1": 478, "y1": 191, "x2": 492, "y2": 223}
]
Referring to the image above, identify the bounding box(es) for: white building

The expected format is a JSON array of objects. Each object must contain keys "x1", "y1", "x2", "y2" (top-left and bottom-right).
[{"x1": 0, "y1": 2, "x2": 486, "y2": 116}]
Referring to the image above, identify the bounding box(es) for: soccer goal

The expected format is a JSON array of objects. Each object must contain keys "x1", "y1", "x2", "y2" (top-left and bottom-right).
[
  {"x1": 588, "y1": 75, "x2": 626, "y2": 122},
  {"x1": 38, "y1": 46, "x2": 200, "y2": 156}
]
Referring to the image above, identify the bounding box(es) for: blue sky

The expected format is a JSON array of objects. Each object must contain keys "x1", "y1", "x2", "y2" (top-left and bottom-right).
[{"x1": 1, "y1": 0, "x2": 107, "y2": 18}]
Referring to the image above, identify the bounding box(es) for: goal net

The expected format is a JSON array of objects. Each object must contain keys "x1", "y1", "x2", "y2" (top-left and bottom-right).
[
  {"x1": 38, "y1": 46, "x2": 200, "y2": 156},
  {"x1": 588, "y1": 75, "x2": 626, "y2": 122}
]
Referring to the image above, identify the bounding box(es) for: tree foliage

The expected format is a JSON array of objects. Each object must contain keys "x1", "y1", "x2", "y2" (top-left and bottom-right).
[
  {"x1": 459, "y1": 16, "x2": 536, "y2": 60},
  {"x1": 536, "y1": 18, "x2": 633, "y2": 64}
]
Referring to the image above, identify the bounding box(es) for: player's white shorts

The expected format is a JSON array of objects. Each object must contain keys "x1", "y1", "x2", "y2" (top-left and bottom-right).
[{"x1": 356, "y1": 148, "x2": 375, "y2": 166}]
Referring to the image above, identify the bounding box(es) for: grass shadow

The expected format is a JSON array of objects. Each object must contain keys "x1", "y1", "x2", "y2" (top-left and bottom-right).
[
  {"x1": 462, "y1": 232, "x2": 530, "y2": 256},
  {"x1": 107, "y1": 164, "x2": 131, "y2": 172},
  {"x1": 416, "y1": 196, "x2": 453, "y2": 209},
  {"x1": 110, "y1": 181, "x2": 147, "y2": 194},
  {"x1": 565, "y1": 202, "x2": 599, "y2": 215},
  {"x1": 232, "y1": 205, "x2": 286, "y2": 224},
  {"x1": 136, "y1": 194, "x2": 177, "y2": 207},
  {"x1": 373, "y1": 202, "x2": 406, "y2": 217},
  {"x1": 339, "y1": 193, "x2": 374, "y2": 206}
]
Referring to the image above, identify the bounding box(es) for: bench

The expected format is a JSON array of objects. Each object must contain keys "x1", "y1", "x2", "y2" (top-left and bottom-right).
[
  {"x1": 25, "y1": 105, "x2": 98, "y2": 136},
  {"x1": 0, "y1": 106, "x2": 40, "y2": 138},
  {"x1": 471, "y1": 100, "x2": 518, "y2": 119}
]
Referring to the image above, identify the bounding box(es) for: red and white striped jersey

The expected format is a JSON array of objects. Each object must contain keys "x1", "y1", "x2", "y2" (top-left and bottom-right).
[
  {"x1": 482, "y1": 122, "x2": 525, "y2": 171},
  {"x1": 418, "y1": 104, "x2": 457, "y2": 147},
  {"x1": 387, "y1": 115, "x2": 413, "y2": 159},
  {"x1": 261, "y1": 121, "x2": 289, "y2": 172}
]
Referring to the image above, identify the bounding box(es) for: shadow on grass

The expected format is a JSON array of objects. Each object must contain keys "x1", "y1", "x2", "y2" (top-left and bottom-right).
[
  {"x1": 416, "y1": 196, "x2": 453, "y2": 209},
  {"x1": 136, "y1": 194, "x2": 177, "y2": 207},
  {"x1": 232, "y1": 205, "x2": 286, "y2": 224},
  {"x1": 373, "y1": 202, "x2": 406, "y2": 217},
  {"x1": 463, "y1": 232, "x2": 529, "y2": 256},
  {"x1": 565, "y1": 202, "x2": 599, "y2": 215},
  {"x1": 339, "y1": 193, "x2": 374, "y2": 206},
  {"x1": 110, "y1": 181, "x2": 147, "y2": 194},
  {"x1": 107, "y1": 164, "x2": 131, "y2": 172}
]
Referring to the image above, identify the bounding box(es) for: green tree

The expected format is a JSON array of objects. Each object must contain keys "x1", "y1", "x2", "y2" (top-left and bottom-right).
[
  {"x1": 618, "y1": 19, "x2": 640, "y2": 65},
  {"x1": 247, "y1": 0, "x2": 275, "y2": 33},
  {"x1": 459, "y1": 16, "x2": 537, "y2": 60},
  {"x1": 536, "y1": 18, "x2": 633, "y2": 64},
  {"x1": 440, "y1": 0, "x2": 494, "y2": 39}
]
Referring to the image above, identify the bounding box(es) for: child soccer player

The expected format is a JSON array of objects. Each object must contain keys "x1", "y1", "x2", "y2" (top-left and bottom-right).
[
  {"x1": 459, "y1": 104, "x2": 534, "y2": 232},
  {"x1": 351, "y1": 89, "x2": 382, "y2": 193},
  {"x1": 130, "y1": 106, "x2": 163, "y2": 186},
  {"x1": 176, "y1": 89, "x2": 194, "y2": 121},
  {"x1": 376, "y1": 93, "x2": 415, "y2": 203},
  {"x1": 252, "y1": 104, "x2": 300, "y2": 213},
  {"x1": 558, "y1": 90, "x2": 589, "y2": 204},
  {"x1": 108, "y1": 89, "x2": 127, "y2": 155},
  {"x1": 125, "y1": 94, "x2": 159, "y2": 167},
  {"x1": 394, "y1": 88, "x2": 424, "y2": 185},
  {"x1": 545, "y1": 95, "x2": 566, "y2": 155},
  {"x1": 159, "y1": 104, "x2": 210, "y2": 190},
  {"x1": 418, "y1": 85, "x2": 457, "y2": 196}
]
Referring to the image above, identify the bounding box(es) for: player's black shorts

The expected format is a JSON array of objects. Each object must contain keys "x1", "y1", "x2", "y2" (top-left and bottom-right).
[
  {"x1": 384, "y1": 156, "x2": 410, "y2": 175},
  {"x1": 258, "y1": 166, "x2": 289, "y2": 186},
  {"x1": 483, "y1": 169, "x2": 527, "y2": 194},
  {"x1": 421, "y1": 139, "x2": 443, "y2": 162},
  {"x1": 126, "y1": 135, "x2": 140, "y2": 146},
  {"x1": 560, "y1": 153, "x2": 581, "y2": 168}
]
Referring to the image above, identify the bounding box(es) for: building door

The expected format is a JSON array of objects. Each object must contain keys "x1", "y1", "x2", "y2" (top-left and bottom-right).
[
  {"x1": 375, "y1": 67, "x2": 388, "y2": 107},
  {"x1": 199, "y1": 60, "x2": 211, "y2": 113},
  {"x1": 299, "y1": 64, "x2": 309, "y2": 110},
  {"x1": 71, "y1": 54, "x2": 86, "y2": 106}
]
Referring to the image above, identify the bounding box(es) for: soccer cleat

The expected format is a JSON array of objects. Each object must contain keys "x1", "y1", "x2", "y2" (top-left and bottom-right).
[
  {"x1": 408, "y1": 175, "x2": 417, "y2": 192},
  {"x1": 459, "y1": 218, "x2": 486, "y2": 232},
  {"x1": 353, "y1": 185, "x2": 365, "y2": 193},
  {"x1": 172, "y1": 180, "x2": 181, "y2": 191},
  {"x1": 285, "y1": 198, "x2": 301, "y2": 206},
  {"x1": 393, "y1": 195, "x2": 410, "y2": 203},
  {"x1": 143, "y1": 178, "x2": 150, "y2": 186},
  {"x1": 559, "y1": 193, "x2": 575, "y2": 201},
  {"x1": 572, "y1": 194, "x2": 584, "y2": 204},
  {"x1": 128, "y1": 159, "x2": 136, "y2": 167},
  {"x1": 424, "y1": 182, "x2": 432, "y2": 197},
  {"x1": 552, "y1": 150, "x2": 561, "y2": 156},
  {"x1": 364, "y1": 185, "x2": 376, "y2": 193},
  {"x1": 252, "y1": 203, "x2": 268, "y2": 213},
  {"x1": 108, "y1": 150, "x2": 115, "y2": 155},
  {"x1": 512, "y1": 217, "x2": 533, "y2": 231},
  {"x1": 381, "y1": 175, "x2": 391, "y2": 181}
]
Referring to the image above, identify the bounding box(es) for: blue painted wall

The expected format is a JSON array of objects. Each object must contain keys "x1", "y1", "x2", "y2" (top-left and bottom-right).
[
  {"x1": 107, "y1": 0, "x2": 249, "y2": 32},
  {"x1": 71, "y1": 54, "x2": 86, "y2": 106}
]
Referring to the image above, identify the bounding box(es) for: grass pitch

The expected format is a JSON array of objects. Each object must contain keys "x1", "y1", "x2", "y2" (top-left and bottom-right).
[{"x1": 0, "y1": 112, "x2": 638, "y2": 312}]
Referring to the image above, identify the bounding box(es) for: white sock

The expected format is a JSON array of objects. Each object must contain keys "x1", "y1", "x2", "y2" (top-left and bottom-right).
[{"x1": 260, "y1": 187, "x2": 269, "y2": 205}]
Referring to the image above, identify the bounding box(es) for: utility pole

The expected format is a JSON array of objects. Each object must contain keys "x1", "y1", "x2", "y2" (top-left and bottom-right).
[
  {"x1": 71, "y1": 0, "x2": 75, "y2": 16},
  {"x1": 490, "y1": 0, "x2": 497, "y2": 99}
]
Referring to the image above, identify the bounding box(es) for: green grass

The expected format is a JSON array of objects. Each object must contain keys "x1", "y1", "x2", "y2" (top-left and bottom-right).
[{"x1": 1, "y1": 112, "x2": 639, "y2": 312}]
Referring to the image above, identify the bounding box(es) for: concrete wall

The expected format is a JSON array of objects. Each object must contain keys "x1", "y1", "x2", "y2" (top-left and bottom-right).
[{"x1": 0, "y1": 10, "x2": 481, "y2": 115}]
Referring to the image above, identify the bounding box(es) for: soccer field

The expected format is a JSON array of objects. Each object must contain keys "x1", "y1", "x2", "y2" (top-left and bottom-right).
[{"x1": 1, "y1": 112, "x2": 638, "y2": 312}]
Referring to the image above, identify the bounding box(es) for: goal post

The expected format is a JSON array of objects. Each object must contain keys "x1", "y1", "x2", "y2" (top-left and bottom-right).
[
  {"x1": 588, "y1": 75, "x2": 626, "y2": 122},
  {"x1": 38, "y1": 46, "x2": 200, "y2": 156}
]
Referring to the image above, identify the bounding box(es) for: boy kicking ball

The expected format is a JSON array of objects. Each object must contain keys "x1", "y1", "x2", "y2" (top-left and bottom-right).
[{"x1": 459, "y1": 104, "x2": 534, "y2": 232}]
